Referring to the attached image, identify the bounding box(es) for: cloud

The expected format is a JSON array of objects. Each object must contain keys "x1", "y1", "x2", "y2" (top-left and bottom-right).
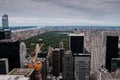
[{"x1": 0, "y1": 0, "x2": 120, "y2": 26}]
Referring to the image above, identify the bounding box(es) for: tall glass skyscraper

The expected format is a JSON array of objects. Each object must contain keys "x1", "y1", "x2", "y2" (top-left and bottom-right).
[{"x1": 2, "y1": 14, "x2": 9, "y2": 30}]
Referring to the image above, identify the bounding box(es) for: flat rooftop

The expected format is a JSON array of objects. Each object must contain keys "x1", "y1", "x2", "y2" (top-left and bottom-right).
[
  {"x1": 0, "y1": 38, "x2": 18, "y2": 42},
  {"x1": 0, "y1": 75, "x2": 29, "y2": 80},
  {"x1": 69, "y1": 33, "x2": 84, "y2": 36},
  {"x1": 8, "y1": 68, "x2": 34, "y2": 77}
]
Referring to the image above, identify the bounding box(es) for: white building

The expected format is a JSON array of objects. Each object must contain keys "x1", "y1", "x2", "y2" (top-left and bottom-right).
[{"x1": 20, "y1": 42, "x2": 27, "y2": 68}]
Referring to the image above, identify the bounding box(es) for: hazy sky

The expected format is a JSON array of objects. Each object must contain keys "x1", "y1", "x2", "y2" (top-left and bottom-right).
[{"x1": 0, "y1": 0, "x2": 120, "y2": 26}]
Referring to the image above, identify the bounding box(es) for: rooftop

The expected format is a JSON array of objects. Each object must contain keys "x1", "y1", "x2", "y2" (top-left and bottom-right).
[
  {"x1": 0, "y1": 75, "x2": 29, "y2": 80},
  {"x1": 8, "y1": 68, "x2": 34, "y2": 77},
  {"x1": 69, "y1": 33, "x2": 84, "y2": 36},
  {"x1": 0, "y1": 38, "x2": 18, "y2": 42},
  {"x1": 101, "y1": 70, "x2": 120, "y2": 79}
]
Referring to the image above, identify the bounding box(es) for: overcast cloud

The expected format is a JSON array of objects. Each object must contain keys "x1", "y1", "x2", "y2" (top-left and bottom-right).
[{"x1": 0, "y1": 0, "x2": 120, "y2": 26}]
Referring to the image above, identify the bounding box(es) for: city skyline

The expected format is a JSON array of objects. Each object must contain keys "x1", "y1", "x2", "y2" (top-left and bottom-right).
[{"x1": 0, "y1": 0, "x2": 120, "y2": 26}]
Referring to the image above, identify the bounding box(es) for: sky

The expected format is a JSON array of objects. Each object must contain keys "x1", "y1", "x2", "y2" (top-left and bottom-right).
[{"x1": 0, "y1": 0, "x2": 120, "y2": 26}]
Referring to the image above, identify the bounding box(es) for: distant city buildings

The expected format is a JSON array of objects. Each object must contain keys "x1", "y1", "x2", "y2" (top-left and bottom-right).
[{"x1": 1, "y1": 14, "x2": 120, "y2": 80}]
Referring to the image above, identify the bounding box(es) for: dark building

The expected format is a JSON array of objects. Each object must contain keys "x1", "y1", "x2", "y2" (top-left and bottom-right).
[
  {"x1": 63, "y1": 51, "x2": 73, "y2": 80},
  {"x1": 41, "y1": 58, "x2": 47, "y2": 80},
  {"x1": 0, "y1": 31, "x2": 5, "y2": 40},
  {"x1": 60, "y1": 48, "x2": 65, "y2": 73},
  {"x1": 38, "y1": 52, "x2": 47, "y2": 58},
  {"x1": 106, "y1": 36, "x2": 119, "y2": 72},
  {"x1": 0, "y1": 30, "x2": 11, "y2": 40},
  {"x1": 0, "y1": 58, "x2": 9, "y2": 74},
  {"x1": 4, "y1": 30, "x2": 11, "y2": 39},
  {"x1": 0, "y1": 40, "x2": 20, "y2": 71},
  {"x1": 69, "y1": 33, "x2": 84, "y2": 55},
  {"x1": 52, "y1": 48, "x2": 60, "y2": 77}
]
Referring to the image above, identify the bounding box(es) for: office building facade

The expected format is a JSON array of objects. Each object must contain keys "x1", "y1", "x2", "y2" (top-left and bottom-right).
[
  {"x1": 0, "y1": 40, "x2": 20, "y2": 71},
  {"x1": 2, "y1": 14, "x2": 9, "y2": 30},
  {"x1": 74, "y1": 54, "x2": 90, "y2": 80},
  {"x1": 105, "y1": 36, "x2": 118, "y2": 72},
  {"x1": 69, "y1": 33, "x2": 84, "y2": 55},
  {"x1": 63, "y1": 51, "x2": 73, "y2": 80},
  {"x1": 91, "y1": 31, "x2": 120, "y2": 72},
  {"x1": 52, "y1": 48, "x2": 60, "y2": 77},
  {"x1": 41, "y1": 58, "x2": 47, "y2": 80},
  {"x1": 1, "y1": 14, "x2": 11, "y2": 39}
]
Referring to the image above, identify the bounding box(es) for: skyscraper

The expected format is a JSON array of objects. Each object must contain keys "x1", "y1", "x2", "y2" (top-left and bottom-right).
[
  {"x1": 106, "y1": 36, "x2": 118, "y2": 72},
  {"x1": 63, "y1": 51, "x2": 73, "y2": 80},
  {"x1": 20, "y1": 42, "x2": 27, "y2": 54},
  {"x1": 0, "y1": 40, "x2": 20, "y2": 71},
  {"x1": 101, "y1": 31, "x2": 120, "y2": 72},
  {"x1": 2, "y1": 14, "x2": 9, "y2": 30},
  {"x1": 60, "y1": 48, "x2": 65, "y2": 73},
  {"x1": 74, "y1": 54, "x2": 90, "y2": 80},
  {"x1": 91, "y1": 31, "x2": 120, "y2": 72},
  {"x1": 91, "y1": 36, "x2": 102, "y2": 72},
  {"x1": 1, "y1": 14, "x2": 11, "y2": 39},
  {"x1": 52, "y1": 48, "x2": 60, "y2": 77},
  {"x1": 41, "y1": 58, "x2": 47, "y2": 80},
  {"x1": 20, "y1": 42, "x2": 27, "y2": 68},
  {"x1": 69, "y1": 33, "x2": 84, "y2": 55}
]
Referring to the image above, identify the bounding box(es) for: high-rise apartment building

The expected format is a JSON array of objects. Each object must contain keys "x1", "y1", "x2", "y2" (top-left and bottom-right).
[
  {"x1": 63, "y1": 51, "x2": 73, "y2": 80},
  {"x1": 69, "y1": 33, "x2": 84, "y2": 55},
  {"x1": 52, "y1": 48, "x2": 60, "y2": 77},
  {"x1": 74, "y1": 54, "x2": 90, "y2": 80}
]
